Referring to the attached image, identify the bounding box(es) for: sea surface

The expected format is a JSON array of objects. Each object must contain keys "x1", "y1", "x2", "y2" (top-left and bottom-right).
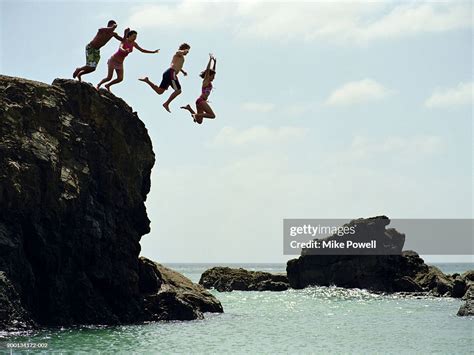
[{"x1": 1, "y1": 263, "x2": 473, "y2": 354}]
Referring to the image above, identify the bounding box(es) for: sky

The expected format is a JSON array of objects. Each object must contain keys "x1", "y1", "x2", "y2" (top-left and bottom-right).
[{"x1": 1, "y1": 0, "x2": 473, "y2": 263}]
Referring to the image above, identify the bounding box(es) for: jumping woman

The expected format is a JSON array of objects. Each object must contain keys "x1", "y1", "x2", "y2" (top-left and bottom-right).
[
  {"x1": 181, "y1": 54, "x2": 216, "y2": 124},
  {"x1": 97, "y1": 30, "x2": 159, "y2": 92}
]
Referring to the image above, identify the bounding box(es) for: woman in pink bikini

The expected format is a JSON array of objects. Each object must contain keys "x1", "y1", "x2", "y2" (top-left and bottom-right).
[
  {"x1": 181, "y1": 54, "x2": 217, "y2": 124},
  {"x1": 97, "y1": 30, "x2": 159, "y2": 92}
]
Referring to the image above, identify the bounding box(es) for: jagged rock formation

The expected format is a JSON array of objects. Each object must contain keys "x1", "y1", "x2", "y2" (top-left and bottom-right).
[
  {"x1": 199, "y1": 267, "x2": 289, "y2": 292},
  {"x1": 139, "y1": 257, "x2": 223, "y2": 320},
  {"x1": 457, "y1": 271, "x2": 474, "y2": 316},
  {"x1": 0, "y1": 272, "x2": 36, "y2": 330},
  {"x1": 0, "y1": 76, "x2": 222, "y2": 330},
  {"x1": 286, "y1": 216, "x2": 472, "y2": 299}
]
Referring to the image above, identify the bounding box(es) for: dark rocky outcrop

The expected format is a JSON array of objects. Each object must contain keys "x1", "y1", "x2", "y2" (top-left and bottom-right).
[
  {"x1": 0, "y1": 272, "x2": 36, "y2": 330},
  {"x1": 457, "y1": 271, "x2": 474, "y2": 316},
  {"x1": 286, "y1": 216, "x2": 471, "y2": 299},
  {"x1": 0, "y1": 76, "x2": 222, "y2": 330},
  {"x1": 457, "y1": 287, "x2": 473, "y2": 316},
  {"x1": 199, "y1": 267, "x2": 289, "y2": 292},
  {"x1": 140, "y1": 257, "x2": 223, "y2": 320}
]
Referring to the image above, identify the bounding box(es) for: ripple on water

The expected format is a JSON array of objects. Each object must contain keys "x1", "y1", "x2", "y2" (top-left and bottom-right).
[{"x1": 2, "y1": 280, "x2": 473, "y2": 354}]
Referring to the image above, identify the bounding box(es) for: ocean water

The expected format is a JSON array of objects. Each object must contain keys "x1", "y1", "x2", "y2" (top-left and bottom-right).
[{"x1": 1, "y1": 263, "x2": 473, "y2": 354}]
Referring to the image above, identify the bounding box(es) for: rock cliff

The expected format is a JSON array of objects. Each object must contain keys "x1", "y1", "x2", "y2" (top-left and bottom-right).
[
  {"x1": 286, "y1": 216, "x2": 471, "y2": 299},
  {"x1": 0, "y1": 76, "x2": 222, "y2": 330}
]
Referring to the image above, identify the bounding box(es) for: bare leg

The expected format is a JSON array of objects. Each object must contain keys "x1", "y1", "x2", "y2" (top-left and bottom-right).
[
  {"x1": 75, "y1": 66, "x2": 95, "y2": 81},
  {"x1": 193, "y1": 101, "x2": 216, "y2": 123},
  {"x1": 193, "y1": 106, "x2": 204, "y2": 124},
  {"x1": 97, "y1": 65, "x2": 114, "y2": 90},
  {"x1": 105, "y1": 69, "x2": 124, "y2": 92},
  {"x1": 180, "y1": 104, "x2": 196, "y2": 118},
  {"x1": 139, "y1": 77, "x2": 165, "y2": 95},
  {"x1": 163, "y1": 89, "x2": 181, "y2": 113}
]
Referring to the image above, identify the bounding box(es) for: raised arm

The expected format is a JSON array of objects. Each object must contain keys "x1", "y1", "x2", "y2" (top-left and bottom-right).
[
  {"x1": 203, "y1": 54, "x2": 214, "y2": 83},
  {"x1": 134, "y1": 42, "x2": 159, "y2": 54},
  {"x1": 212, "y1": 57, "x2": 217, "y2": 71}
]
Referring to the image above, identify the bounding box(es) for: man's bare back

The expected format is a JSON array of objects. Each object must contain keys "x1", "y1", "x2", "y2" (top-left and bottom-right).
[{"x1": 89, "y1": 26, "x2": 117, "y2": 49}]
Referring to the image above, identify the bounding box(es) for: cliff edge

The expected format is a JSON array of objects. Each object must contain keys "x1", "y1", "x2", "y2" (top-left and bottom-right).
[{"x1": 0, "y1": 76, "x2": 222, "y2": 330}]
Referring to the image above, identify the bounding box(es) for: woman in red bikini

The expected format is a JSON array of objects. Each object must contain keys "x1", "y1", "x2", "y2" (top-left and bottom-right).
[
  {"x1": 97, "y1": 30, "x2": 159, "y2": 92},
  {"x1": 181, "y1": 53, "x2": 216, "y2": 124}
]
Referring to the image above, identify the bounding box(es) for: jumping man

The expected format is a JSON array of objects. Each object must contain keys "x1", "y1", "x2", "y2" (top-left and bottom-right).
[
  {"x1": 139, "y1": 43, "x2": 191, "y2": 113},
  {"x1": 73, "y1": 20, "x2": 127, "y2": 82}
]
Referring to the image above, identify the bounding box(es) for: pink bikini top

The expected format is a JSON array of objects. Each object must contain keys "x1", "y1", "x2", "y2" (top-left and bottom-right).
[
  {"x1": 201, "y1": 82, "x2": 213, "y2": 97},
  {"x1": 115, "y1": 41, "x2": 134, "y2": 59}
]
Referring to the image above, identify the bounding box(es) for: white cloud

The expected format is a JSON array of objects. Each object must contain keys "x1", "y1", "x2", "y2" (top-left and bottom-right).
[
  {"x1": 353, "y1": 2, "x2": 472, "y2": 43},
  {"x1": 325, "y1": 79, "x2": 393, "y2": 106},
  {"x1": 128, "y1": 1, "x2": 472, "y2": 44},
  {"x1": 348, "y1": 135, "x2": 444, "y2": 160},
  {"x1": 212, "y1": 126, "x2": 307, "y2": 146},
  {"x1": 241, "y1": 102, "x2": 275, "y2": 113},
  {"x1": 141, "y1": 133, "x2": 465, "y2": 263},
  {"x1": 424, "y1": 82, "x2": 473, "y2": 108},
  {"x1": 129, "y1": 1, "x2": 232, "y2": 31}
]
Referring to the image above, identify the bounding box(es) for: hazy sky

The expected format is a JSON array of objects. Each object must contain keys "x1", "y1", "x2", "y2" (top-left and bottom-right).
[{"x1": 2, "y1": 1, "x2": 472, "y2": 263}]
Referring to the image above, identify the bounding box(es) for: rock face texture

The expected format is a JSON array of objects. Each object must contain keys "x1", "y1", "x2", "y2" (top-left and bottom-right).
[
  {"x1": 139, "y1": 257, "x2": 223, "y2": 320},
  {"x1": 286, "y1": 216, "x2": 472, "y2": 299},
  {"x1": 199, "y1": 267, "x2": 289, "y2": 292},
  {"x1": 457, "y1": 271, "x2": 474, "y2": 316},
  {"x1": 0, "y1": 272, "x2": 36, "y2": 330},
  {"x1": 0, "y1": 76, "x2": 222, "y2": 330}
]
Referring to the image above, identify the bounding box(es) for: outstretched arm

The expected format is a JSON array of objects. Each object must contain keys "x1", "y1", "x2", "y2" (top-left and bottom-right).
[
  {"x1": 113, "y1": 27, "x2": 129, "y2": 42},
  {"x1": 134, "y1": 43, "x2": 159, "y2": 54},
  {"x1": 113, "y1": 32, "x2": 123, "y2": 41}
]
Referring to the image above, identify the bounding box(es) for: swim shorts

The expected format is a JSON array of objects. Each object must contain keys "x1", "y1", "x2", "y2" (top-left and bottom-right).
[
  {"x1": 159, "y1": 68, "x2": 181, "y2": 91},
  {"x1": 86, "y1": 44, "x2": 101, "y2": 68}
]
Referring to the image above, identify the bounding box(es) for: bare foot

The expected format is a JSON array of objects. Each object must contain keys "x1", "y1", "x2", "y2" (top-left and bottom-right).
[
  {"x1": 138, "y1": 77, "x2": 149, "y2": 83},
  {"x1": 73, "y1": 68, "x2": 80, "y2": 79},
  {"x1": 105, "y1": 84, "x2": 111, "y2": 93},
  {"x1": 163, "y1": 103, "x2": 171, "y2": 113},
  {"x1": 77, "y1": 74, "x2": 82, "y2": 82},
  {"x1": 95, "y1": 85, "x2": 100, "y2": 91},
  {"x1": 192, "y1": 113, "x2": 203, "y2": 123}
]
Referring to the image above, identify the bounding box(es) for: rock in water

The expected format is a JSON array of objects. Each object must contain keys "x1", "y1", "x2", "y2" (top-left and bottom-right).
[
  {"x1": 457, "y1": 272, "x2": 474, "y2": 316},
  {"x1": 0, "y1": 76, "x2": 222, "y2": 329},
  {"x1": 199, "y1": 267, "x2": 289, "y2": 292},
  {"x1": 457, "y1": 286, "x2": 474, "y2": 316},
  {"x1": 286, "y1": 216, "x2": 469, "y2": 298},
  {"x1": 140, "y1": 257, "x2": 223, "y2": 320}
]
